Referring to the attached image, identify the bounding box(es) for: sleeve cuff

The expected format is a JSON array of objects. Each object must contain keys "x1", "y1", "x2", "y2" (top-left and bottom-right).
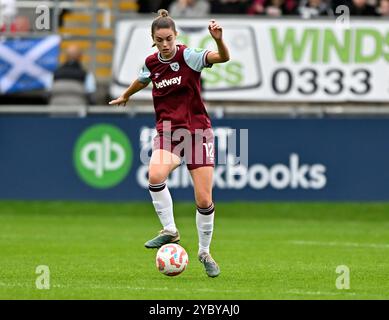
[
  {"x1": 203, "y1": 51, "x2": 213, "y2": 68},
  {"x1": 138, "y1": 77, "x2": 151, "y2": 84}
]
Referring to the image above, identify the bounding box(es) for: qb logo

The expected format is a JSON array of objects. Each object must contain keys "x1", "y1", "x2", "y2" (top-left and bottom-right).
[{"x1": 74, "y1": 124, "x2": 132, "y2": 188}]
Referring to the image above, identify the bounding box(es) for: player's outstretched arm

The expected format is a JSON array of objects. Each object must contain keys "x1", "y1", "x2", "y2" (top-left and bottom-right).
[
  {"x1": 109, "y1": 79, "x2": 149, "y2": 106},
  {"x1": 206, "y1": 19, "x2": 230, "y2": 64}
]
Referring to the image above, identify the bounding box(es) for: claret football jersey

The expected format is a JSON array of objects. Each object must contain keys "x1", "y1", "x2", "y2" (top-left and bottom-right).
[{"x1": 138, "y1": 44, "x2": 213, "y2": 134}]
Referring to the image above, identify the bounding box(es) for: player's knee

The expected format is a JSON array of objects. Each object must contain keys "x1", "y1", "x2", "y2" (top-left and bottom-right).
[
  {"x1": 148, "y1": 168, "x2": 167, "y2": 185},
  {"x1": 196, "y1": 195, "x2": 212, "y2": 209}
]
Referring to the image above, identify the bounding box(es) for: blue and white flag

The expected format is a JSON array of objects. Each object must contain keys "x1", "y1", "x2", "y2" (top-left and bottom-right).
[{"x1": 0, "y1": 35, "x2": 60, "y2": 94}]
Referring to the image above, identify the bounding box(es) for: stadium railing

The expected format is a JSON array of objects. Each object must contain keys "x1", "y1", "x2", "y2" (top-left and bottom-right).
[{"x1": 2, "y1": 103, "x2": 389, "y2": 118}]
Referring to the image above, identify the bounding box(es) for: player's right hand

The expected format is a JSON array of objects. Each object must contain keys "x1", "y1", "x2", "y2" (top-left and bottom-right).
[{"x1": 109, "y1": 96, "x2": 129, "y2": 107}]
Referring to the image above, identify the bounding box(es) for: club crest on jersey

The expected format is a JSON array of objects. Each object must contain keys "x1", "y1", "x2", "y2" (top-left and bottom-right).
[{"x1": 170, "y1": 62, "x2": 180, "y2": 72}]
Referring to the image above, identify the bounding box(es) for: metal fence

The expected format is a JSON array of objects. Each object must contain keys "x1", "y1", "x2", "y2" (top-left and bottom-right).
[{"x1": 2, "y1": 103, "x2": 389, "y2": 118}]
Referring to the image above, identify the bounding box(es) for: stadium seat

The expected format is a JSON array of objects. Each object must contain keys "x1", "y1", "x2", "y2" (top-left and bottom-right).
[
  {"x1": 49, "y1": 80, "x2": 88, "y2": 106},
  {"x1": 58, "y1": 0, "x2": 138, "y2": 82}
]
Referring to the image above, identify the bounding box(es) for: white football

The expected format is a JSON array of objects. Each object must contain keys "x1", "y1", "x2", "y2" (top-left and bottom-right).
[{"x1": 156, "y1": 243, "x2": 189, "y2": 276}]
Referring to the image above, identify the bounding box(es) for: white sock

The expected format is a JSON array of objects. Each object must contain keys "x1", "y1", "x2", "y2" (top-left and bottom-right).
[
  {"x1": 149, "y1": 181, "x2": 177, "y2": 233},
  {"x1": 196, "y1": 203, "x2": 215, "y2": 254}
]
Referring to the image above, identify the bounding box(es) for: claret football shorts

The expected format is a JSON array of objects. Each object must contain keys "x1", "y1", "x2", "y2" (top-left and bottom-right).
[{"x1": 153, "y1": 129, "x2": 215, "y2": 170}]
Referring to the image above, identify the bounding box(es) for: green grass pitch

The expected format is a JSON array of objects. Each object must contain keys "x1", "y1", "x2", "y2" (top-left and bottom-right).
[{"x1": 0, "y1": 201, "x2": 389, "y2": 300}]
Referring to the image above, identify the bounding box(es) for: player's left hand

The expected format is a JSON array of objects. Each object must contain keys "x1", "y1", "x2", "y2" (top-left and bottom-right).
[{"x1": 208, "y1": 19, "x2": 223, "y2": 40}]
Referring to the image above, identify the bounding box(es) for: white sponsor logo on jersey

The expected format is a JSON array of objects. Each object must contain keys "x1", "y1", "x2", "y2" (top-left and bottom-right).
[{"x1": 155, "y1": 76, "x2": 182, "y2": 89}]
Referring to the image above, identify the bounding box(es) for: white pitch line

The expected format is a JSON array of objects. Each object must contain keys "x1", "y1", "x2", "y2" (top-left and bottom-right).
[
  {"x1": 286, "y1": 290, "x2": 389, "y2": 299},
  {"x1": 0, "y1": 282, "x2": 252, "y2": 294},
  {"x1": 289, "y1": 240, "x2": 389, "y2": 249},
  {"x1": 286, "y1": 289, "x2": 357, "y2": 296},
  {"x1": 1, "y1": 282, "x2": 387, "y2": 299},
  {"x1": 55, "y1": 284, "x2": 253, "y2": 294}
]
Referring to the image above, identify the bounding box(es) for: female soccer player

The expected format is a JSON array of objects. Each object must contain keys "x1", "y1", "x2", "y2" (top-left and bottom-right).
[{"x1": 109, "y1": 10, "x2": 230, "y2": 277}]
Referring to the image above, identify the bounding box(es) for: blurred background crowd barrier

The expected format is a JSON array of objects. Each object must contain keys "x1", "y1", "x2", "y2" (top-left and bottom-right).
[{"x1": 1, "y1": 0, "x2": 389, "y2": 107}]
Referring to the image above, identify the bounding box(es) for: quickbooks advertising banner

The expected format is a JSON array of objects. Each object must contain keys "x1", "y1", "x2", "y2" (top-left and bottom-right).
[
  {"x1": 111, "y1": 18, "x2": 389, "y2": 102},
  {"x1": 1, "y1": 117, "x2": 389, "y2": 201}
]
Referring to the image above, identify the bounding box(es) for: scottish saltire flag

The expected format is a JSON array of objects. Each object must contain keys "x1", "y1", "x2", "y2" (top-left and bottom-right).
[{"x1": 0, "y1": 35, "x2": 60, "y2": 94}]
